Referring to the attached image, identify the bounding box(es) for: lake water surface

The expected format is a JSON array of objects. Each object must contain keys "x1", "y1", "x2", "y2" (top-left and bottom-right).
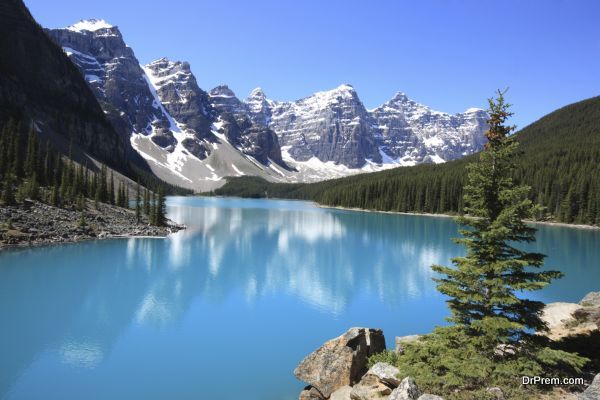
[{"x1": 1, "y1": 197, "x2": 599, "y2": 400}]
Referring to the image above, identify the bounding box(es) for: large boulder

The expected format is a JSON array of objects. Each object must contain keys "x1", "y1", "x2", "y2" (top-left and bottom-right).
[
  {"x1": 389, "y1": 377, "x2": 422, "y2": 400},
  {"x1": 579, "y1": 374, "x2": 600, "y2": 400},
  {"x1": 580, "y1": 292, "x2": 600, "y2": 307},
  {"x1": 417, "y1": 395, "x2": 444, "y2": 400},
  {"x1": 294, "y1": 328, "x2": 386, "y2": 398}
]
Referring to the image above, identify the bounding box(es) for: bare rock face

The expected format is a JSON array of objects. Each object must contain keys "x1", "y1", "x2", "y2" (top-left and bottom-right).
[
  {"x1": 579, "y1": 374, "x2": 600, "y2": 400},
  {"x1": 580, "y1": 292, "x2": 600, "y2": 307},
  {"x1": 349, "y1": 373, "x2": 393, "y2": 399},
  {"x1": 388, "y1": 377, "x2": 422, "y2": 400},
  {"x1": 294, "y1": 328, "x2": 386, "y2": 398}
]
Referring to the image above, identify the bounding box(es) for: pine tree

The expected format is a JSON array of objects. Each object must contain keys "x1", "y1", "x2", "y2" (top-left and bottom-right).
[
  {"x1": 116, "y1": 181, "x2": 123, "y2": 208},
  {"x1": 155, "y1": 186, "x2": 166, "y2": 226},
  {"x1": 149, "y1": 191, "x2": 157, "y2": 225},
  {"x1": 24, "y1": 126, "x2": 38, "y2": 177},
  {"x1": 27, "y1": 173, "x2": 40, "y2": 200},
  {"x1": 1, "y1": 176, "x2": 16, "y2": 206},
  {"x1": 109, "y1": 171, "x2": 115, "y2": 205},
  {"x1": 134, "y1": 183, "x2": 140, "y2": 223},
  {"x1": 143, "y1": 189, "x2": 150, "y2": 215},
  {"x1": 391, "y1": 91, "x2": 588, "y2": 395}
]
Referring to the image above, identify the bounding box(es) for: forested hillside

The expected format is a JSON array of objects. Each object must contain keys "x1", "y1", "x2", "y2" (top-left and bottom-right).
[{"x1": 215, "y1": 96, "x2": 600, "y2": 226}]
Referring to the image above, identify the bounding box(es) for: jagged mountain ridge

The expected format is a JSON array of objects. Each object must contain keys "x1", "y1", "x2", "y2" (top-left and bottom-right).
[
  {"x1": 245, "y1": 84, "x2": 489, "y2": 167},
  {"x1": 0, "y1": 5, "x2": 146, "y2": 176},
  {"x1": 47, "y1": 19, "x2": 488, "y2": 191}
]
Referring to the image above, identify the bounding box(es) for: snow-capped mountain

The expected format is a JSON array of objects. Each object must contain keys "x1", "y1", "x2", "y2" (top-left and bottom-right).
[
  {"x1": 47, "y1": 21, "x2": 291, "y2": 190},
  {"x1": 245, "y1": 85, "x2": 488, "y2": 169},
  {"x1": 47, "y1": 19, "x2": 488, "y2": 191}
]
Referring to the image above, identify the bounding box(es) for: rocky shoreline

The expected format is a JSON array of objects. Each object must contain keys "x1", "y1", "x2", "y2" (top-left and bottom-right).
[
  {"x1": 294, "y1": 292, "x2": 600, "y2": 400},
  {"x1": 0, "y1": 200, "x2": 185, "y2": 249}
]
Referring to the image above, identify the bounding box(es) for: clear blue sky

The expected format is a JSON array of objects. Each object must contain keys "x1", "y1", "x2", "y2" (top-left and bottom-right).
[{"x1": 25, "y1": 0, "x2": 600, "y2": 128}]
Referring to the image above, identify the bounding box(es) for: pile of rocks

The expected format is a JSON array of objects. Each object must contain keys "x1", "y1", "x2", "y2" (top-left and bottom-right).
[
  {"x1": 0, "y1": 200, "x2": 184, "y2": 248},
  {"x1": 294, "y1": 327, "x2": 442, "y2": 400}
]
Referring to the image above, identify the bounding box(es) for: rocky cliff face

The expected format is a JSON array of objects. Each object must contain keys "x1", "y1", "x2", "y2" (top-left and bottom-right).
[
  {"x1": 371, "y1": 92, "x2": 488, "y2": 164},
  {"x1": 0, "y1": 3, "x2": 141, "y2": 174},
  {"x1": 250, "y1": 84, "x2": 382, "y2": 168},
  {"x1": 209, "y1": 86, "x2": 288, "y2": 168},
  {"x1": 244, "y1": 86, "x2": 488, "y2": 169},
  {"x1": 46, "y1": 21, "x2": 178, "y2": 151}
]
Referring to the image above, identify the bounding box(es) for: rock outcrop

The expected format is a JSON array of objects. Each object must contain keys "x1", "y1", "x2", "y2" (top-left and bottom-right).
[
  {"x1": 294, "y1": 328, "x2": 386, "y2": 398},
  {"x1": 542, "y1": 293, "x2": 600, "y2": 339},
  {"x1": 580, "y1": 292, "x2": 600, "y2": 307},
  {"x1": 388, "y1": 377, "x2": 422, "y2": 400},
  {"x1": 579, "y1": 374, "x2": 600, "y2": 400}
]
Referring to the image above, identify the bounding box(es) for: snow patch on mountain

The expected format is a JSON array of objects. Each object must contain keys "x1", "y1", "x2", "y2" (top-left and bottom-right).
[{"x1": 67, "y1": 19, "x2": 114, "y2": 32}]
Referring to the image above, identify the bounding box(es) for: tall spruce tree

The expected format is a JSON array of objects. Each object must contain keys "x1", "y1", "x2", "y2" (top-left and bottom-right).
[
  {"x1": 155, "y1": 186, "x2": 166, "y2": 226},
  {"x1": 392, "y1": 91, "x2": 588, "y2": 396},
  {"x1": 135, "y1": 182, "x2": 141, "y2": 223}
]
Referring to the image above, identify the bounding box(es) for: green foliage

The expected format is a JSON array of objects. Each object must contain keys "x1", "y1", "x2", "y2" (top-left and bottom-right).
[
  {"x1": 369, "y1": 92, "x2": 590, "y2": 399},
  {"x1": 0, "y1": 116, "x2": 174, "y2": 214},
  {"x1": 216, "y1": 96, "x2": 600, "y2": 226},
  {"x1": 367, "y1": 350, "x2": 399, "y2": 369},
  {"x1": 432, "y1": 92, "x2": 562, "y2": 344}
]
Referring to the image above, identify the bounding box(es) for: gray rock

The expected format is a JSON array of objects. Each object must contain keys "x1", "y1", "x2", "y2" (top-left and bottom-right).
[
  {"x1": 395, "y1": 335, "x2": 422, "y2": 355},
  {"x1": 389, "y1": 377, "x2": 422, "y2": 400},
  {"x1": 294, "y1": 327, "x2": 386, "y2": 398},
  {"x1": 349, "y1": 374, "x2": 393, "y2": 400},
  {"x1": 580, "y1": 292, "x2": 600, "y2": 307},
  {"x1": 579, "y1": 374, "x2": 600, "y2": 400},
  {"x1": 417, "y1": 395, "x2": 444, "y2": 400},
  {"x1": 210, "y1": 88, "x2": 289, "y2": 169},
  {"x1": 367, "y1": 362, "x2": 401, "y2": 387},
  {"x1": 330, "y1": 386, "x2": 353, "y2": 400}
]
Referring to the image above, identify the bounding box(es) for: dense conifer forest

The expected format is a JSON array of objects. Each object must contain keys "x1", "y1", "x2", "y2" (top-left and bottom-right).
[
  {"x1": 0, "y1": 118, "x2": 172, "y2": 226},
  {"x1": 215, "y1": 96, "x2": 600, "y2": 226}
]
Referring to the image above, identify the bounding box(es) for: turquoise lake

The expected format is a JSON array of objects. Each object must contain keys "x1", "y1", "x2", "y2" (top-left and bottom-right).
[{"x1": 1, "y1": 197, "x2": 599, "y2": 400}]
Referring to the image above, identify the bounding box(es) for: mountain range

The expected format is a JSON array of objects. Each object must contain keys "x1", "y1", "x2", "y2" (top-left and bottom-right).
[{"x1": 45, "y1": 19, "x2": 489, "y2": 191}]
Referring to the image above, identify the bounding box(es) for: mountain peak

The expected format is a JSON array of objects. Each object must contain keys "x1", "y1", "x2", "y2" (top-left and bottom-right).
[
  {"x1": 210, "y1": 85, "x2": 237, "y2": 98},
  {"x1": 67, "y1": 19, "x2": 114, "y2": 32},
  {"x1": 249, "y1": 87, "x2": 267, "y2": 98},
  {"x1": 464, "y1": 107, "x2": 484, "y2": 114},
  {"x1": 391, "y1": 91, "x2": 409, "y2": 102},
  {"x1": 336, "y1": 83, "x2": 355, "y2": 92}
]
